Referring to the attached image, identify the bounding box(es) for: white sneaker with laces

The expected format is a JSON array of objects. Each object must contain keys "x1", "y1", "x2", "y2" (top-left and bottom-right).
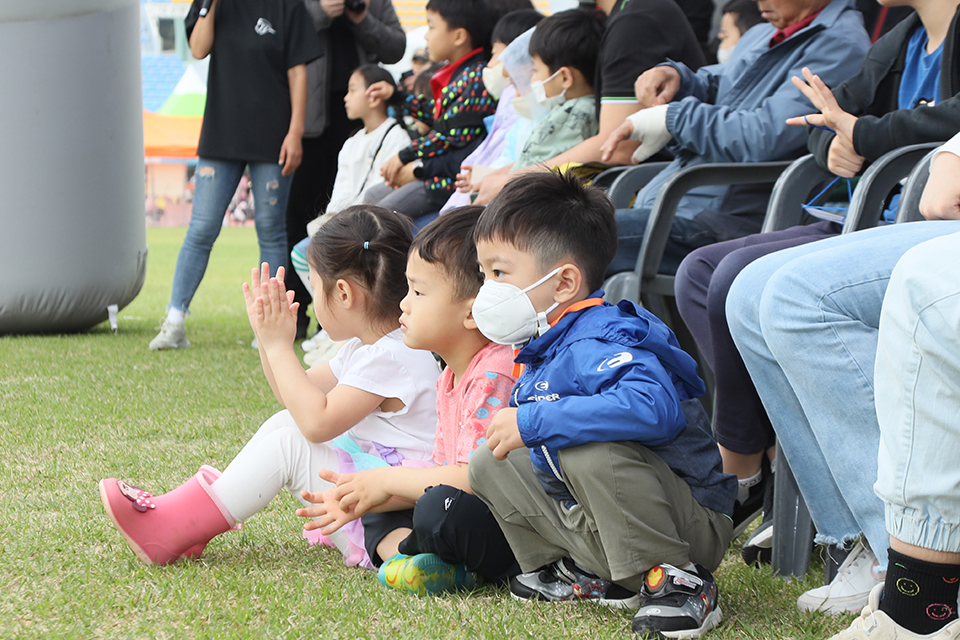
[
  {"x1": 301, "y1": 330, "x2": 328, "y2": 353},
  {"x1": 828, "y1": 584, "x2": 960, "y2": 639},
  {"x1": 798, "y1": 540, "x2": 883, "y2": 615},
  {"x1": 148, "y1": 320, "x2": 189, "y2": 350},
  {"x1": 302, "y1": 335, "x2": 343, "y2": 368}
]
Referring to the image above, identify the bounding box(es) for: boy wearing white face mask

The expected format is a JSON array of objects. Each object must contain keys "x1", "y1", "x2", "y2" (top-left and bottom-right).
[
  {"x1": 512, "y1": 9, "x2": 602, "y2": 170},
  {"x1": 468, "y1": 171, "x2": 737, "y2": 639}
]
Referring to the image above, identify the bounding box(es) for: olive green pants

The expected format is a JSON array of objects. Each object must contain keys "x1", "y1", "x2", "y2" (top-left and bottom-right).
[{"x1": 469, "y1": 442, "x2": 732, "y2": 592}]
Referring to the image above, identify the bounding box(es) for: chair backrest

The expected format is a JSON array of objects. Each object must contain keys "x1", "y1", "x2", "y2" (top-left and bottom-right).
[
  {"x1": 605, "y1": 162, "x2": 670, "y2": 208},
  {"x1": 842, "y1": 142, "x2": 942, "y2": 233},
  {"x1": 894, "y1": 148, "x2": 937, "y2": 224},
  {"x1": 760, "y1": 155, "x2": 834, "y2": 233}
]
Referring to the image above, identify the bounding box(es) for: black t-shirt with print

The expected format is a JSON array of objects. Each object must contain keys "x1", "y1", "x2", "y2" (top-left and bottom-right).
[
  {"x1": 595, "y1": 0, "x2": 706, "y2": 111},
  {"x1": 186, "y1": 0, "x2": 322, "y2": 163}
]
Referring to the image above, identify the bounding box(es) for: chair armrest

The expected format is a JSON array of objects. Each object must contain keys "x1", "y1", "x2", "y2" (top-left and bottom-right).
[
  {"x1": 761, "y1": 155, "x2": 834, "y2": 233},
  {"x1": 842, "y1": 142, "x2": 943, "y2": 233},
  {"x1": 606, "y1": 162, "x2": 671, "y2": 208},
  {"x1": 894, "y1": 148, "x2": 938, "y2": 224},
  {"x1": 638, "y1": 161, "x2": 794, "y2": 281}
]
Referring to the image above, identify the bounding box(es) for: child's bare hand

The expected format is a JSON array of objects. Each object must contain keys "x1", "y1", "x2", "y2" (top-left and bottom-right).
[
  {"x1": 380, "y1": 154, "x2": 405, "y2": 186},
  {"x1": 485, "y1": 408, "x2": 523, "y2": 460},
  {"x1": 366, "y1": 80, "x2": 395, "y2": 103},
  {"x1": 455, "y1": 166, "x2": 474, "y2": 193},
  {"x1": 242, "y1": 262, "x2": 271, "y2": 335},
  {"x1": 296, "y1": 487, "x2": 355, "y2": 535},
  {"x1": 255, "y1": 266, "x2": 299, "y2": 350},
  {"x1": 333, "y1": 467, "x2": 392, "y2": 518}
]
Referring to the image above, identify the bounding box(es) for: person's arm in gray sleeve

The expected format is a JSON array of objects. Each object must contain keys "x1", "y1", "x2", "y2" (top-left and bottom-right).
[{"x1": 349, "y1": 0, "x2": 406, "y2": 64}]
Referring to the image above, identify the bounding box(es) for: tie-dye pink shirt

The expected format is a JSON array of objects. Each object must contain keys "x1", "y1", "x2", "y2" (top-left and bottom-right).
[{"x1": 433, "y1": 342, "x2": 517, "y2": 466}]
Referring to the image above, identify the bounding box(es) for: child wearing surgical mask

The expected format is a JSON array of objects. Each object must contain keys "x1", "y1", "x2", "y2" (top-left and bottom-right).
[
  {"x1": 714, "y1": 0, "x2": 764, "y2": 64},
  {"x1": 468, "y1": 171, "x2": 737, "y2": 639}
]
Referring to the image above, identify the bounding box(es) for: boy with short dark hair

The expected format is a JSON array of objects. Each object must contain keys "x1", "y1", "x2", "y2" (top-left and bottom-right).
[
  {"x1": 510, "y1": 8, "x2": 603, "y2": 169},
  {"x1": 468, "y1": 171, "x2": 737, "y2": 639},
  {"x1": 365, "y1": 0, "x2": 498, "y2": 218},
  {"x1": 296, "y1": 206, "x2": 521, "y2": 596}
]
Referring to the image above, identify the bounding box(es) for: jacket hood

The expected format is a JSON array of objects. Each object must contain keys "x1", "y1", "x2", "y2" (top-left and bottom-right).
[{"x1": 516, "y1": 291, "x2": 706, "y2": 402}]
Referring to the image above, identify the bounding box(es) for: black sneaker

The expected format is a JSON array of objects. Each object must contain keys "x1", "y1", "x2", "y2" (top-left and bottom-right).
[
  {"x1": 741, "y1": 518, "x2": 773, "y2": 566},
  {"x1": 510, "y1": 558, "x2": 640, "y2": 609},
  {"x1": 632, "y1": 564, "x2": 722, "y2": 639},
  {"x1": 732, "y1": 466, "x2": 774, "y2": 538}
]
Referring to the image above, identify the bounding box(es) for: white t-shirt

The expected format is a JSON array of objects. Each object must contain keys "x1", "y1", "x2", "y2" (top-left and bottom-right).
[
  {"x1": 326, "y1": 117, "x2": 412, "y2": 214},
  {"x1": 328, "y1": 329, "x2": 440, "y2": 462}
]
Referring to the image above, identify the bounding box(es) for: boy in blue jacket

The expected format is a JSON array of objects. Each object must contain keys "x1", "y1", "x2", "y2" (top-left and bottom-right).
[{"x1": 468, "y1": 171, "x2": 737, "y2": 639}]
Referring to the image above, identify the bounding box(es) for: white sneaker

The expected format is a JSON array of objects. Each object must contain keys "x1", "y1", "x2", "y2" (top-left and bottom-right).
[
  {"x1": 302, "y1": 335, "x2": 343, "y2": 367},
  {"x1": 828, "y1": 584, "x2": 960, "y2": 639},
  {"x1": 798, "y1": 540, "x2": 882, "y2": 615},
  {"x1": 301, "y1": 330, "x2": 329, "y2": 352},
  {"x1": 148, "y1": 320, "x2": 189, "y2": 350}
]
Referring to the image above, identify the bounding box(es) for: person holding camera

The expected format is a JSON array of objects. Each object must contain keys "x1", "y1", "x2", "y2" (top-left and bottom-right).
[{"x1": 284, "y1": 0, "x2": 406, "y2": 338}]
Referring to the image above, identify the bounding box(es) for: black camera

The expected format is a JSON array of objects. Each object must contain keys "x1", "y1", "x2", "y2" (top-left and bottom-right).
[{"x1": 345, "y1": 0, "x2": 366, "y2": 13}]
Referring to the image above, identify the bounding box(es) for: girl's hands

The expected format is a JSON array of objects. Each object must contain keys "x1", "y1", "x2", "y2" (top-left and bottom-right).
[
  {"x1": 246, "y1": 264, "x2": 299, "y2": 351},
  {"x1": 328, "y1": 467, "x2": 392, "y2": 518}
]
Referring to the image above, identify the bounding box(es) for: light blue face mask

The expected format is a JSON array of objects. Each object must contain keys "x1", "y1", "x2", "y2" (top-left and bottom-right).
[{"x1": 471, "y1": 268, "x2": 561, "y2": 347}]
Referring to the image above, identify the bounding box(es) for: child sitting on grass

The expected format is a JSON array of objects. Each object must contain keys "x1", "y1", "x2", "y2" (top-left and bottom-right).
[
  {"x1": 99, "y1": 206, "x2": 440, "y2": 568},
  {"x1": 296, "y1": 206, "x2": 521, "y2": 595},
  {"x1": 467, "y1": 172, "x2": 737, "y2": 639}
]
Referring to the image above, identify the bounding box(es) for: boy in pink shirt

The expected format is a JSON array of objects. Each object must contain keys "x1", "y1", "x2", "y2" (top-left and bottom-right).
[{"x1": 296, "y1": 206, "x2": 519, "y2": 595}]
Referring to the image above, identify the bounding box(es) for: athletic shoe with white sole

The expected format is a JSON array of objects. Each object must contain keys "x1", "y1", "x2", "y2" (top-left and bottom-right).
[
  {"x1": 632, "y1": 564, "x2": 722, "y2": 639},
  {"x1": 741, "y1": 519, "x2": 774, "y2": 566},
  {"x1": 828, "y1": 584, "x2": 960, "y2": 639},
  {"x1": 798, "y1": 540, "x2": 882, "y2": 615},
  {"x1": 510, "y1": 558, "x2": 641, "y2": 609},
  {"x1": 148, "y1": 320, "x2": 189, "y2": 350}
]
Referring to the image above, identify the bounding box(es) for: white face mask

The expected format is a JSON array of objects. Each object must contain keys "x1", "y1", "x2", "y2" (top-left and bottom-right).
[
  {"x1": 472, "y1": 268, "x2": 561, "y2": 348},
  {"x1": 530, "y1": 69, "x2": 566, "y2": 109},
  {"x1": 716, "y1": 46, "x2": 734, "y2": 65},
  {"x1": 482, "y1": 62, "x2": 510, "y2": 100}
]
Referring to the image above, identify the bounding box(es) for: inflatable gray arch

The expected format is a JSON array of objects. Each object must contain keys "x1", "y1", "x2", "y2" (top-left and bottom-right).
[{"x1": 0, "y1": 0, "x2": 147, "y2": 334}]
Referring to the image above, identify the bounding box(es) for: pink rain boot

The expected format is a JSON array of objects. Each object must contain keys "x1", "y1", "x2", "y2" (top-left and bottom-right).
[{"x1": 99, "y1": 465, "x2": 238, "y2": 565}]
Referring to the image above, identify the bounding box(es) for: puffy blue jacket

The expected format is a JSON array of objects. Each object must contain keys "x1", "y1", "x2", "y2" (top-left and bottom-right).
[
  {"x1": 632, "y1": 0, "x2": 870, "y2": 238},
  {"x1": 513, "y1": 293, "x2": 737, "y2": 516}
]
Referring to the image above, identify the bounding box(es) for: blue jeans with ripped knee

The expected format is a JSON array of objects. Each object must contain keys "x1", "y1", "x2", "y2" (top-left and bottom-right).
[{"x1": 169, "y1": 158, "x2": 291, "y2": 313}]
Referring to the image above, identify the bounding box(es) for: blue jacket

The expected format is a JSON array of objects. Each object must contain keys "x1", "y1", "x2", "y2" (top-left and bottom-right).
[
  {"x1": 513, "y1": 293, "x2": 737, "y2": 516},
  {"x1": 633, "y1": 0, "x2": 870, "y2": 239}
]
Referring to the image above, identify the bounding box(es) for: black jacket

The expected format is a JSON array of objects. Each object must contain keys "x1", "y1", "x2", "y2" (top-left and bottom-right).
[{"x1": 808, "y1": 6, "x2": 960, "y2": 167}]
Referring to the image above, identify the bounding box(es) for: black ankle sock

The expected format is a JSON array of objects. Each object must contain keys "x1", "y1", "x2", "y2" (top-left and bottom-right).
[{"x1": 879, "y1": 548, "x2": 960, "y2": 635}]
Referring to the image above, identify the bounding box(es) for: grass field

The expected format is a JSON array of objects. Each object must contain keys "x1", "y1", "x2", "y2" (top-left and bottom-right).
[{"x1": 0, "y1": 226, "x2": 856, "y2": 639}]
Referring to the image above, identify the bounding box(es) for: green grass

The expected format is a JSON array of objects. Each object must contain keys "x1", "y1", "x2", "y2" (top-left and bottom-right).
[{"x1": 0, "y1": 226, "x2": 856, "y2": 639}]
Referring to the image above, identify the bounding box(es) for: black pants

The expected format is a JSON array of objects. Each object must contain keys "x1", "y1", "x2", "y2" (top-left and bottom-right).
[
  {"x1": 673, "y1": 220, "x2": 841, "y2": 454},
  {"x1": 284, "y1": 91, "x2": 356, "y2": 333},
  {"x1": 361, "y1": 484, "x2": 520, "y2": 584}
]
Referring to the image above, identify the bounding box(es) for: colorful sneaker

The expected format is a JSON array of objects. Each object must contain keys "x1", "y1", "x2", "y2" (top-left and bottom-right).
[
  {"x1": 828, "y1": 584, "x2": 960, "y2": 639},
  {"x1": 797, "y1": 540, "x2": 882, "y2": 615},
  {"x1": 378, "y1": 553, "x2": 478, "y2": 596},
  {"x1": 510, "y1": 558, "x2": 640, "y2": 609},
  {"x1": 632, "y1": 564, "x2": 722, "y2": 639},
  {"x1": 148, "y1": 319, "x2": 189, "y2": 350}
]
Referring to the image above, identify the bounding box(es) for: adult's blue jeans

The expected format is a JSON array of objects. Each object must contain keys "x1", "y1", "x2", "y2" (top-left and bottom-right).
[
  {"x1": 169, "y1": 158, "x2": 292, "y2": 313},
  {"x1": 875, "y1": 231, "x2": 960, "y2": 553},
  {"x1": 726, "y1": 221, "x2": 960, "y2": 570}
]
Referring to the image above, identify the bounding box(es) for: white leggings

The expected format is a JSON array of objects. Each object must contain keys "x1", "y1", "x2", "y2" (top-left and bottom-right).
[{"x1": 211, "y1": 410, "x2": 340, "y2": 523}]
